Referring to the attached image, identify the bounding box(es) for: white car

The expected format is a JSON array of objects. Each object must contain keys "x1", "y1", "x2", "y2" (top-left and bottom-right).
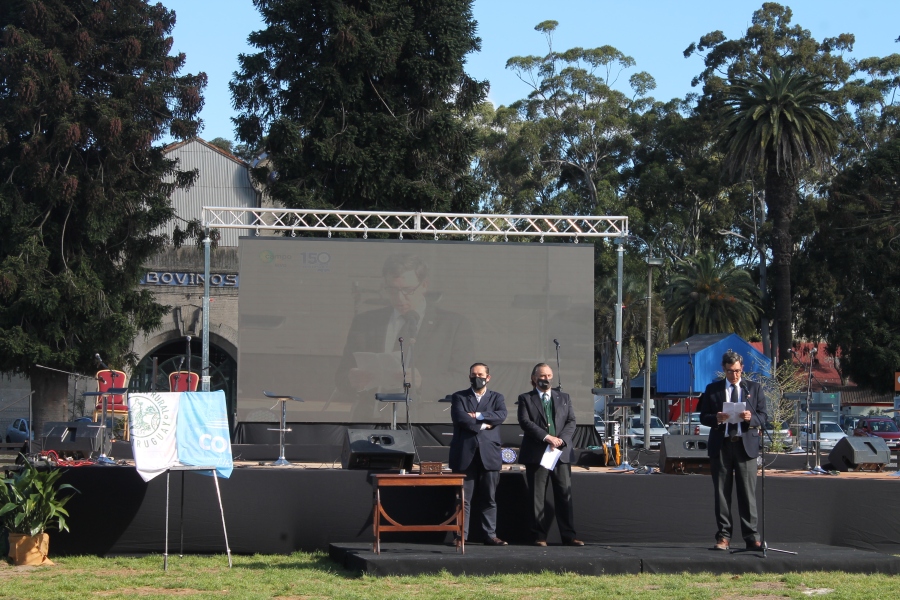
[
  {"x1": 627, "y1": 416, "x2": 669, "y2": 448},
  {"x1": 667, "y1": 412, "x2": 711, "y2": 436},
  {"x1": 799, "y1": 421, "x2": 847, "y2": 451}
]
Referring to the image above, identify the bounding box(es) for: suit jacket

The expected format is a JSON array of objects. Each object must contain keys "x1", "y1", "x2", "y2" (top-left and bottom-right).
[
  {"x1": 698, "y1": 378, "x2": 767, "y2": 459},
  {"x1": 448, "y1": 388, "x2": 507, "y2": 471},
  {"x1": 517, "y1": 389, "x2": 577, "y2": 465},
  {"x1": 335, "y1": 302, "x2": 474, "y2": 422}
]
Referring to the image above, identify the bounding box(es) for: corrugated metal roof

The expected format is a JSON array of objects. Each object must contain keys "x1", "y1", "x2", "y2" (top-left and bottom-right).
[{"x1": 160, "y1": 138, "x2": 258, "y2": 247}]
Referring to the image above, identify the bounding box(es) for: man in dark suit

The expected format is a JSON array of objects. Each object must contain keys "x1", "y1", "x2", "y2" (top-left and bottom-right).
[
  {"x1": 698, "y1": 350, "x2": 767, "y2": 551},
  {"x1": 516, "y1": 363, "x2": 583, "y2": 547},
  {"x1": 335, "y1": 253, "x2": 474, "y2": 422},
  {"x1": 449, "y1": 362, "x2": 508, "y2": 546}
]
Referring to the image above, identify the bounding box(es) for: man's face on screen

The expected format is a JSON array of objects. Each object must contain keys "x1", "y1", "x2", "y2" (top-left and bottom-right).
[{"x1": 383, "y1": 270, "x2": 427, "y2": 314}]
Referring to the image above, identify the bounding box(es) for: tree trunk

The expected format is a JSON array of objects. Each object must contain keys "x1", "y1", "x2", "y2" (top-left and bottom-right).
[
  {"x1": 765, "y1": 159, "x2": 797, "y2": 366},
  {"x1": 29, "y1": 368, "x2": 69, "y2": 451}
]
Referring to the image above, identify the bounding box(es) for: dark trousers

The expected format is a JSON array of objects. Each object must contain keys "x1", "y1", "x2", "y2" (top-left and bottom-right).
[
  {"x1": 525, "y1": 462, "x2": 576, "y2": 541},
  {"x1": 711, "y1": 438, "x2": 759, "y2": 543},
  {"x1": 458, "y1": 449, "x2": 500, "y2": 541}
]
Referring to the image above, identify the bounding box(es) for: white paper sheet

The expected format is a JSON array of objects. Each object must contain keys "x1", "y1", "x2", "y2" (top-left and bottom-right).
[
  {"x1": 540, "y1": 444, "x2": 563, "y2": 470},
  {"x1": 723, "y1": 401, "x2": 747, "y2": 424}
]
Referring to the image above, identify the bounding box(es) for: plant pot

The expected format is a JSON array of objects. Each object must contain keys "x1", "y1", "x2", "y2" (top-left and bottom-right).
[{"x1": 7, "y1": 532, "x2": 54, "y2": 566}]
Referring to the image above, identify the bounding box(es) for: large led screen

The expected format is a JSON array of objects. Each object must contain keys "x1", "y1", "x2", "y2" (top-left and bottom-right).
[{"x1": 237, "y1": 238, "x2": 595, "y2": 423}]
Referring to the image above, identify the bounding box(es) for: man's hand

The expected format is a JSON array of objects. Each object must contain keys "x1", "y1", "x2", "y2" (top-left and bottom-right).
[
  {"x1": 467, "y1": 412, "x2": 477, "y2": 418},
  {"x1": 716, "y1": 412, "x2": 728, "y2": 424},
  {"x1": 545, "y1": 435, "x2": 564, "y2": 448},
  {"x1": 741, "y1": 410, "x2": 752, "y2": 422}
]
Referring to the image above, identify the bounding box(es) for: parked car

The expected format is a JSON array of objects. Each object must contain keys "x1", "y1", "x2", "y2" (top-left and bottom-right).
[
  {"x1": 763, "y1": 420, "x2": 793, "y2": 450},
  {"x1": 5, "y1": 418, "x2": 31, "y2": 444},
  {"x1": 798, "y1": 421, "x2": 847, "y2": 451},
  {"x1": 852, "y1": 416, "x2": 900, "y2": 449},
  {"x1": 667, "y1": 412, "x2": 711, "y2": 436},
  {"x1": 627, "y1": 416, "x2": 668, "y2": 448}
]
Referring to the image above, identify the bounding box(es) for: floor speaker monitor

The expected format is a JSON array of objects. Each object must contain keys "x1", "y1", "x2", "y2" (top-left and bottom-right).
[
  {"x1": 828, "y1": 436, "x2": 891, "y2": 472},
  {"x1": 341, "y1": 429, "x2": 415, "y2": 471},
  {"x1": 42, "y1": 421, "x2": 109, "y2": 459},
  {"x1": 659, "y1": 435, "x2": 711, "y2": 474}
]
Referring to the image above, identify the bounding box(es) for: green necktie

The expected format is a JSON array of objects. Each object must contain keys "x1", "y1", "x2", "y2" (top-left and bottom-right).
[{"x1": 542, "y1": 393, "x2": 556, "y2": 436}]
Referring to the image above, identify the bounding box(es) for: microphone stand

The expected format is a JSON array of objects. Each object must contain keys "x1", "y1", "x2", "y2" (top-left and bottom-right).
[
  {"x1": 185, "y1": 336, "x2": 193, "y2": 391},
  {"x1": 553, "y1": 339, "x2": 562, "y2": 392},
  {"x1": 731, "y1": 381, "x2": 797, "y2": 557},
  {"x1": 397, "y1": 337, "x2": 421, "y2": 466},
  {"x1": 803, "y1": 351, "x2": 816, "y2": 471}
]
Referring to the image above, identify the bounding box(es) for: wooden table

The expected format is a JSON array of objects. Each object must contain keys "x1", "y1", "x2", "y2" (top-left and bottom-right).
[{"x1": 371, "y1": 473, "x2": 466, "y2": 554}]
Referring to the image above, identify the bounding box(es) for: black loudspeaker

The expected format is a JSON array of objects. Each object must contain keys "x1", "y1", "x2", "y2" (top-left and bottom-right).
[
  {"x1": 42, "y1": 421, "x2": 110, "y2": 459},
  {"x1": 659, "y1": 435, "x2": 711, "y2": 474},
  {"x1": 828, "y1": 436, "x2": 891, "y2": 472},
  {"x1": 341, "y1": 429, "x2": 415, "y2": 471}
]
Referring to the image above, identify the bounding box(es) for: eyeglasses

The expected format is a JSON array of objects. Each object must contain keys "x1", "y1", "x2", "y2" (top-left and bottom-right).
[
  {"x1": 382, "y1": 282, "x2": 423, "y2": 298},
  {"x1": 724, "y1": 368, "x2": 743, "y2": 374}
]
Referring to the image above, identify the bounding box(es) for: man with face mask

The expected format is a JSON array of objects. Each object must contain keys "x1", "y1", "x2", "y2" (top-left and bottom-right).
[
  {"x1": 517, "y1": 363, "x2": 583, "y2": 546},
  {"x1": 449, "y1": 362, "x2": 508, "y2": 546}
]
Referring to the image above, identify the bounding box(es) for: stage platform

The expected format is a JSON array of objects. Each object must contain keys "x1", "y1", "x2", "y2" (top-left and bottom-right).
[
  {"x1": 330, "y1": 542, "x2": 900, "y2": 576},
  {"x1": 48, "y1": 462, "x2": 900, "y2": 559}
]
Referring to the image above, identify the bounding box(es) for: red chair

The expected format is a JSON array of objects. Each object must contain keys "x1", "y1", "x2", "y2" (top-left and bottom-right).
[
  {"x1": 93, "y1": 369, "x2": 129, "y2": 440},
  {"x1": 169, "y1": 370, "x2": 200, "y2": 392}
]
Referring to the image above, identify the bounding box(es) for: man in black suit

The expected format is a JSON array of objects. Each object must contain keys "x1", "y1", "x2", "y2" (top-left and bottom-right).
[
  {"x1": 516, "y1": 363, "x2": 583, "y2": 547},
  {"x1": 698, "y1": 350, "x2": 767, "y2": 551},
  {"x1": 335, "y1": 253, "x2": 474, "y2": 422},
  {"x1": 449, "y1": 362, "x2": 508, "y2": 546}
]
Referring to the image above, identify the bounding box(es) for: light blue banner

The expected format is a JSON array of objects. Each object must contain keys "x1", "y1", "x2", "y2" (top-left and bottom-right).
[{"x1": 176, "y1": 391, "x2": 233, "y2": 478}]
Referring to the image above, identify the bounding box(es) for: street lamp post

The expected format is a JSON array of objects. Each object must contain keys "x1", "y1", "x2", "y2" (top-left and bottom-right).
[{"x1": 643, "y1": 255, "x2": 664, "y2": 449}]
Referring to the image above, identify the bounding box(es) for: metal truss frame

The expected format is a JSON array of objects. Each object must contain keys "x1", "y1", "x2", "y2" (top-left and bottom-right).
[
  {"x1": 198, "y1": 206, "x2": 627, "y2": 394},
  {"x1": 201, "y1": 207, "x2": 628, "y2": 241}
]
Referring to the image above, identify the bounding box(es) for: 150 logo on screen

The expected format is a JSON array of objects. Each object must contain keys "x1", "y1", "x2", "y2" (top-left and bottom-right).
[{"x1": 300, "y1": 251, "x2": 331, "y2": 272}]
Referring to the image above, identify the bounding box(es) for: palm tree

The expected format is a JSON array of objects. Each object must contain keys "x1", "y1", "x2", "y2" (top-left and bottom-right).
[
  {"x1": 596, "y1": 275, "x2": 666, "y2": 399},
  {"x1": 719, "y1": 67, "x2": 837, "y2": 364},
  {"x1": 665, "y1": 252, "x2": 762, "y2": 341}
]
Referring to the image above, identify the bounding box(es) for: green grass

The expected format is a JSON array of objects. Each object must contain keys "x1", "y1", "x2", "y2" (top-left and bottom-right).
[{"x1": 0, "y1": 552, "x2": 896, "y2": 599}]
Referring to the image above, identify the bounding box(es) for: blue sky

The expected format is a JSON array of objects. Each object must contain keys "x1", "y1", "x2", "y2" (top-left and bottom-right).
[{"x1": 164, "y1": 0, "x2": 900, "y2": 143}]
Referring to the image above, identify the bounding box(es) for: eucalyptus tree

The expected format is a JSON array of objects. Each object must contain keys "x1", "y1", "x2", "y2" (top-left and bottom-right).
[
  {"x1": 484, "y1": 20, "x2": 655, "y2": 217},
  {"x1": 0, "y1": 0, "x2": 206, "y2": 435}
]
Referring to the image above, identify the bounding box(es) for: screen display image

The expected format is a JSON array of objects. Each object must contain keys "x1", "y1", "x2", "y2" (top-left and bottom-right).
[{"x1": 237, "y1": 238, "x2": 594, "y2": 424}]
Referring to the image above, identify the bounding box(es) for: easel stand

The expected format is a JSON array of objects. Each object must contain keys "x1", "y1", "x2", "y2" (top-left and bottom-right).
[
  {"x1": 731, "y1": 399, "x2": 797, "y2": 557},
  {"x1": 262, "y1": 391, "x2": 304, "y2": 466},
  {"x1": 164, "y1": 466, "x2": 231, "y2": 570},
  {"x1": 608, "y1": 399, "x2": 641, "y2": 471}
]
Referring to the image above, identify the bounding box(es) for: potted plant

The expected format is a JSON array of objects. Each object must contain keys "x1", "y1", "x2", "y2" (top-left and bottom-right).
[{"x1": 0, "y1": 459, "x2": 78, "y2": 565}]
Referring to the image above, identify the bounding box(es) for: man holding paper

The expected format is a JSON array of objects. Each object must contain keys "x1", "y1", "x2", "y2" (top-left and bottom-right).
[
  {"x1": 698, "y1": 350, "x2": 767, "y2": 551},
  {"x1": 516, "y1": 363, "x2": 583, "y2": 547}
]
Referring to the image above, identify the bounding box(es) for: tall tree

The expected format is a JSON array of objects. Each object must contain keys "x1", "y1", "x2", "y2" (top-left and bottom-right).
[
  {"x1": 230, "y1": 0, "x2": 487, "y2": 213},
  {"x1": 718, "y1": 67, "x2": 837, "y2": 363},
  {"x1": 485, "y1": 20, "x2": 654, "y2": 216},
  {"x1": 664, "y1": 252, "x2": 761, "y2": 341},
  {"x1": 686, "y1": 3, "x2": 854, "y2": 364},
  {"x1": 0, "y1": 0, "x2": 206, "y2": 436}
]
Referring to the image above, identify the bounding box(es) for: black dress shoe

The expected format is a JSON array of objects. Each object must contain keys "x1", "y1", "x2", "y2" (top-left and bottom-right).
[
  {"x1": 713, "y1": 538, "x2": 730, "y2": 551},
  {"x1": 485, "y1": 537, "x2": 508, "y2": 546},
  {"x1": 534, "y1": 540, "x2": 548, "y2": 547},
  {"x1": 746, "y1": 540, "x2": 763, "y2": 550},
  {"x1": 563, "y1": 538, "x2": 585, "y2": 546}
]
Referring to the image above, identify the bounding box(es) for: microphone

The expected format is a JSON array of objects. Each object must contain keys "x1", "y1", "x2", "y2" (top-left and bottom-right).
[
  {"x1": 398, "y1": 337, "x2": 403, "y2": 344},
  {"x1": 95, "y1": 353, "x2": 110, "y2": 369},
  {"x1": 810, "y1": 347, "x2": 817, "y2": 355},
  {"x1": 684, "y1": 341, "x2": 690, "y2": 351},
  {"x1": 553, "y1": 339, "x2": 560, "y2": 348}
]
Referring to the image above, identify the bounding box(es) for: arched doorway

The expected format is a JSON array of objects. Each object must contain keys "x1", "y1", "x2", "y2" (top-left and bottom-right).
[{"x1": 131, "y1": 339, "x2": 238, "y2": 432}]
